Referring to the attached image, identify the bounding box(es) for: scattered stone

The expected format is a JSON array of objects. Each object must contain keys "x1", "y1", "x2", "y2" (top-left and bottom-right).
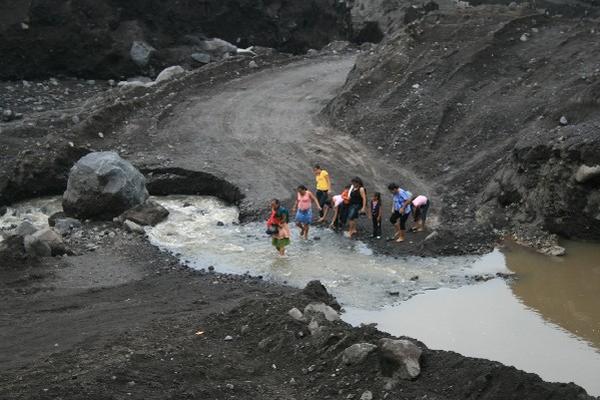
[
  {"x1": 54, "y1": 218, "x2": 82, "y2": 236},
  {"x1": 24, "y1": 228, "x2": 65, "y2": 257},
  {"x1": 130, "y1": 41, "x2": 156, "y2": 67},
  {"x1": 559, "y1": 115, "x2": 568, "y2": 125},
  {"x1": 155, "y1": 66, "x2": 186, "y2": 84},
  {"x1": 508, "y1": 1, "x2": 518, "y2": 9},
  {"x1": 574, "y1": 164, "x2": 600, "y2": 183},
  {"x1": 287, "y1": 307, "x2": 305, "y2": 322},
  {"x1": 200, "y1": 38, "x2": 239, "y2": 59},
  {"x1": 86, "y1": 80, "x2": 96, "y2": 85},
  {"x1": 360, "y1": 391, "x2": 373, "y2": 400},
  {"x1": 191, "y1": 52, "x2": 211, "y2": 64},
  {"x1": 307, "y1": 319, "x2": 322, "y2": 336},
  {"x1": 63, "y1": 151, "x2": 149, "y2": 220},
  {"x1": 541, "y1": 245, "x2": 566, "y2": 257},
  {"x1": 520, "y1": 34, "x2": 529, "y2": 42},
  {"x1": 224, "y1": 335, "x2": 233, "y2": 341},
  {"x1": 249, "y1": 60, "x2": 259, "y2": 68},
  {"x1": 48, "y1": 212, "x2": 66, "y2": 226},
  {"x1": 216, "y1": 221, "x2": 225, "y2": 226},
  {"x1": 1, "y1": 109, "x2": 22, "y2": 122},
  {"x1": 71, "y1": 115, "x2": 80, "y2": 124},
  {"x1": 120, "y1": 200, "x2": 169, "y2": 226},
  {"x1": 240, "y1": 325, "x2": 250, "y2": 335},
  {"x1": 304, "y1": 303, "x2": 340, "y2": 322},
  {"x1": 124, "y1": 220, "x2": 145, "y2": 234},
  {"x1": 98, "y1": 132, "x2": 104, "y2": 138},
  {"x1": 378, "y1": 338, "x2": 422, "y2": 380},
  {"x1": 16, "y1": 221, "x2": 37, "y2": 237},
  {"x1": 425, "y1": 231, "x2": 438, "y2": 241},
  {"x1": 21, "y1": 22, "x2": 29, "y2": 30},
  {"x1": 342, "y1": 343, "x2": 377, "y2": 365},
  {"x1": 225, "y1": 383, "x2": 234, "y2": 390}
]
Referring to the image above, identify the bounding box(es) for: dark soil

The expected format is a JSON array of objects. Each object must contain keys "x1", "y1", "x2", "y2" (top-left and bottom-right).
[
  {"x1": 325, "y1": 7, "x2": 600, "y2": 252},
  {"x1": 0, "y1": 225, "x2": 595, "y2": 399}
]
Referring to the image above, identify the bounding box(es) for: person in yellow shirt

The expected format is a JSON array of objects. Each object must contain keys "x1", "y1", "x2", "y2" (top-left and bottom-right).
[{"x1": 313, "y1": 164, "x2": 331, "y2": 222}]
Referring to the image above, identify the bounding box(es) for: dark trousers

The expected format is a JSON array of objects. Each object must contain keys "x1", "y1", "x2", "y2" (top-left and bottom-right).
[
  {"x1": 316, "y1": 190, "x2": 329, "y2": 218},
  {"x1": 372, "y1": 218, "x2": 382, "y2": 237}
]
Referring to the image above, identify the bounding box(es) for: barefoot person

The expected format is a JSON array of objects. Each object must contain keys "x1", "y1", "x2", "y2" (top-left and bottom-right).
[
  {"x1": 292, "y1": 185, "x2": 321, "y2": 239},
  {"x1": 387, "y1": 183, "x2": 412, "y2": 242},
  {"x1": 267, "y1": 199, "x2": 291, "y2": 256},
  {"x1": 347, "y1": 177, "x2": 367, "y2": 238},
  {"x1": 411, "y1": 194, "x2": 430, "y2": 232},
  {"x1": 313, "y1": 165, "x2": 331, "y2": 222}
]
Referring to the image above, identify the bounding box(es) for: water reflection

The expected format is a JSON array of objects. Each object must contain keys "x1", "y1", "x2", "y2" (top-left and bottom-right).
[{"x1": 503, "y1": 241, "x2": 600, "y2": 350}]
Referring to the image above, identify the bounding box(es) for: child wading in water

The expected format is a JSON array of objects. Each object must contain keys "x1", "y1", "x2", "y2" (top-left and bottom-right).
[
  {"x1": 370, "y1": 192, "x2": 382, "y2": 239},
  {"x1": 267, "y1": 199, "x2": 291, "y2": 256}
]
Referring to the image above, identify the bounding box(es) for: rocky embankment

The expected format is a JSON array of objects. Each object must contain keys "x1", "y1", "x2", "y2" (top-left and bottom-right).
[
  {"x1": 326, "y1": 6, "x2": 600, "y2": 253},
  {"x1": 0, "y1": 0, "x2": 353, "y2": 80}
]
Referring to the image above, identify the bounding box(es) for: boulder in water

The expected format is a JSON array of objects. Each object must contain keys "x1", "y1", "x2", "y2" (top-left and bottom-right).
[
  {"x1": 16, "y1": 221, "x2": 37, "y2": 237},
  {"x1": 63, "y1": 152, "x2": 149, "y2": 220},
  {"x1": 119, "y1": 200, "x2": 169, "y2": 226}
]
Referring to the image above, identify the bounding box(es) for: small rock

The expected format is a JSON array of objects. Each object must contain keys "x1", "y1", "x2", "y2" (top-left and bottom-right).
[
  {"x1": 304, "y1": 302, "x2": 340, "y2": 322},
  {"x1": 520, "y1": 34, "x2": 529, "y2": 42},
  {"x1": 425, "y1": 231, "x2": 438, "y2": 241},
  {"x1": 249, "y1": 60, "x2": 259, "y2": 68},
  {"x1": 123, "y1": 220, "x2": 145, "y2": 234},
  {"x1": 71, "y1": 115, "x2": 80, "y2": 124},
  {"x1": 155, "y1": 66, "x2": 185, "y2": 84},
  {"x1": 98, "y1": 132, "x2": 104, "y2": 138},
  {"x1": 54, "y1": 218, "x2": 82, "y2": 236},
  {"x1": 21, "y1": 22, "x2": 29, "y2": 30},
  {"x1": 508, "y1": 1, "x2": 518, "y2": 9},
  {"x1": 412, "y1": 83, "x2": 420, "y2": 89},
  {"x1": 307, "y1": 319, "x2": 322, "y2": 336},
  {"x1": 287, "y1": 307, "x2": 305, "y2": 321},
  {"x1": 342, "y1": 343, "x2": 377, "y2": 365},
  {"x1": 16, "y1": 221, "x2": 38, "y2": 237},
  {"x1": 360, "y1": 391, "x2": 373, "y2": 400},
  {"x1": 240, "y1": 324, "x2": 250, "y2": 335},
  {"x1": 224, "y1": 335, "x2": 233, "y2": 341},
  {"x1": 191, "y1": 52, "x2": 211, "y2": 64},
  {"x1": 225, "y1": 383, "x2": 234, "y2": 390},
  {"x1": 130, "y1": 41, "x2": 156, "y2": 67},
  {"x1": 86, "y1": 80, "x2": 96, "y2": 85},
  {"x1": 120, "y1": 200, "x2": 169, "y2": 226},
  {"x1": 378, "y1": 338, "x2": 422, "y2": 380},
  {"x1": 541, "y1": 245, "x2": 566, "y2": 257},
  {"x1": 574, "y1": 164, "x2": 600, "y2": 183},
  {"x1": 559, "y1": 116, "x2": 568, "y2": 125},
  {"x1": 216, "y1": 221, "x2": 225, "y2": 226},
  {"x1": 24, "y1": 228, "x2": 65, "y2": 257}
]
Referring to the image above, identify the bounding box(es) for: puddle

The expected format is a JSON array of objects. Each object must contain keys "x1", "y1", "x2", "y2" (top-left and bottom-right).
[{"x1": 2, "y1": 195, "x2": 599, "y2": 395}]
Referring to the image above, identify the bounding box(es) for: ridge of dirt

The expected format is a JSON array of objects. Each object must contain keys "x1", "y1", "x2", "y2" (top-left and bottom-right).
[{"x1": 325, "y1": 7, "x2": 600, "y2": 253}]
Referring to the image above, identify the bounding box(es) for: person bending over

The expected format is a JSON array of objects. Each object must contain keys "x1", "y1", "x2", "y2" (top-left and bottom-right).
[
  {"x1": 411, "y1": 194, "x2": 430, "y2": 232},
  {"x1": 387, "y1": 183, "x2": 412, "y2": 243}
]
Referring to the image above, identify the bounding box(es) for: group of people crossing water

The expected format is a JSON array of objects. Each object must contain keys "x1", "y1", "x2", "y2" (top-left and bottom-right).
[{"x1": 266, "y1": 165, "x2": 430, "y2": 255}]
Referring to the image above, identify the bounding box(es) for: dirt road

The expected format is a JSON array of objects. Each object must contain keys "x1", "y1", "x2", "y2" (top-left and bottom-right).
[{"x1": 151, "y1": 55, "x2": 433, "y2": 215}]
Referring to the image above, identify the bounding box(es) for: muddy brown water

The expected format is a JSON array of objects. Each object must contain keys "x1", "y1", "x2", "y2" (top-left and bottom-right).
[{"x1": 2, "y1": 196, "x2": 599, "y2": 395}]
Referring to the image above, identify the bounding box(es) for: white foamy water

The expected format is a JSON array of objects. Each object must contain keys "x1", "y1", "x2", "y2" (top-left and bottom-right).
[{"x1": 146, "y1": 196, "x2": 508, "y2": 309}]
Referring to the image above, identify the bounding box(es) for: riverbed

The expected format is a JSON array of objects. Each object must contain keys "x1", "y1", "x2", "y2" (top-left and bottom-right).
[{"x1": 2, "y1": 195, "x2": 599, "y2": 396}]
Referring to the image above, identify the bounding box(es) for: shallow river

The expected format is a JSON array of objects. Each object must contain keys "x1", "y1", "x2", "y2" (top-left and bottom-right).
[{"x1": 2, "y1": 196, "x2": 599, "y2": 395}]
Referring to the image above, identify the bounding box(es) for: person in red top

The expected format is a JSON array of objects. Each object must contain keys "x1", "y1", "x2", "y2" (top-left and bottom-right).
[{"x1": 267, "y1": 199, "x2": 291, "y2": 256}]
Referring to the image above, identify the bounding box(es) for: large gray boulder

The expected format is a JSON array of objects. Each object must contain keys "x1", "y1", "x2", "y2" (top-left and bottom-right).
[
  {"x1": 63, "y1": 152, "x2": 149, "y2": 220},
  {"x1": 24, "y1": 228, "x2": 65, "y2": 257},
  {"x1": 378, "y1": 338, "x2": 422, "y2": 380}
]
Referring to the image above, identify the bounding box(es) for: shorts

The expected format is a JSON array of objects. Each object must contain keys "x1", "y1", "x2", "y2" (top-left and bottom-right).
[
  {"x1": 316, "y1": 190, "x2": 331, "y2": 208},
  {"x1": 295, "y1": 208, "x2": 312, "y2": 225},
  {"x1": 414, "y1": 200, "x2": 430, "y2": 223},
  {"x1": 272, "y1": 237, "x2": 290, "y2": 250},
  {"x1": 347, "y1": 204, "x2": 362, "y2": 221},
  {"x1": 390, "y1": 210, "x2": 410, "y2": 230}
]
